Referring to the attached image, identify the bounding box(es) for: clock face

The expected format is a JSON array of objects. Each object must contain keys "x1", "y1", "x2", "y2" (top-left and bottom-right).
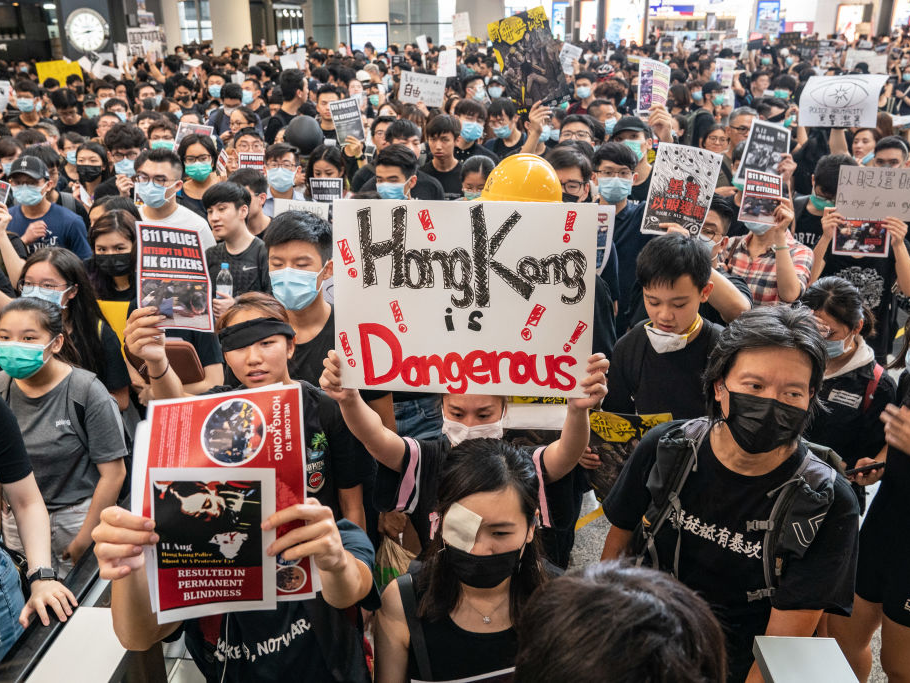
[{"x1": 65, "y1": 10, "x2": 108, "y2": 53}]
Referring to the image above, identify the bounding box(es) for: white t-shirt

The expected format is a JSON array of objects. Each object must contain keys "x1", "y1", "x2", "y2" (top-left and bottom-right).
[{"x1": 139, "y1": 204, "x2": 215, "y2": 251}]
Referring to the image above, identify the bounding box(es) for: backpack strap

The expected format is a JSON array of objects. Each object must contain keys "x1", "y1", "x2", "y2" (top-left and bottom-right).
[
  {"x1": 59, "y1": 191, "x2": 77, "y2": 214},
  {"x1": 862, "y1": 363, "x2": 884, "y2": 413},
  {"x1": 396, "y1": 573, "x2": 432, "y2": 681},
  {"x1": 395, "y1": 437, "x2": 422, "y2": 514},
  {"x1": 66, "y1": 368, "x2": 97, "y2": 453},
  {"x1": 792, "y1": 194, "x2": 811, "y2": 225}
]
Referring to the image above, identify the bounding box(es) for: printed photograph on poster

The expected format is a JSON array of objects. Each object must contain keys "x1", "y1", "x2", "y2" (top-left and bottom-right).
[
  {"x1": 832, "y1": 219, "x2": 891, "y2": 258},
  {"x1": 238, "y1": 153, "x2": 264, "y2": 171},
  {"x1": 175, "y1": 122, "x2": 214, "y2": 146},
  {"x1": 641, "y1": 144, "x2": 722, "y2": 236},
  {"x1": 328, "y1": 97, "x2": 366, "y2": 141},
  {"x1": 149, "y1": 467, "x2": 276, "y2": 622},
  {"x1": 309, "y1": 178, "x2": 344, "y2": 202},
  {"x1": 713, "y1": 58, "x2": 736, "y2": 89},
  {"x1": 734, "y1": 120, "x2": 790, "y2": 183},
  {"x1": 798, "y1": 74, "x2": 888, "y2": 128},
  {"x1": 137, "y1": 224, "x2": 213, "y2": 332},
  {"x1": 637, "y1": 59, "x2": 671, "y2": 115},
  {"x1": 835, "y1": 165, "x2": 910, "y2": 221},
  {"x1": 737, "y1": 170, "x2": 783, "y2": 225},
  {"x1": 131, "y1": 384, "x2": 321, "y2": 606},
  {"x1": 487, "y1": 7, "x2": 571, "y2": 107},
  {"x1": 596, "y1": 205, "x2": 615, "y2": 275}
]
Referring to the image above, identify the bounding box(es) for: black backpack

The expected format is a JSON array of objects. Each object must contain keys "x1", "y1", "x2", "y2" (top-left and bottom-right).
[{"x1": 631, "y1": 418, "x2": 838, "y2": 602}]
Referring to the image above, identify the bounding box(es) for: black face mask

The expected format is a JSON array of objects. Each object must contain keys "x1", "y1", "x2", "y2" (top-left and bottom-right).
[
  {"x1": 77, "y1": 164, "x2": 104, "y2": 183},
  {"x1": 93, "y1": 252, "x2": 133, "y2": 277},
  {"x1": 444, "y1": 544, "x2": 523, "y2": 589},
  {"x1": 562, "y1": 192, "x2": 580, "y2": 203},
  {"x1": 723, "y1": 389, "x2": 807, "y2": 454}
]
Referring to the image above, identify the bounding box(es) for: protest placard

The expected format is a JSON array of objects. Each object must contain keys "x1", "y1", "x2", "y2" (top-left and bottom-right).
[
  {"x1": 132, "y1": 384, "x2": 320, "y2": 623},
  {"x1": 0, "y1": 180, "x2": 9, "y2": 206},
  {"x1": 713, "y1": 58, "x2": 737, "y2": 89},
  {"x1": 798, "y1": 74, "x2": 887, "y2": 129},
  {"x1": 175, "y1": 122, "x2": 214, "y2": 146},
  {"x1": 734, "y1": 120, "x2": 790, "y2": 183},
  {"x1": 658, "y1": 36, "x2": 676, "y2": 53},
  {"x1": 137, "y1": 224, "x2": 214, "y2": 332},
  {"x1": 273, "y1": 198, "x2": 331, "y2": 221},
  {"x1": 238, "y1": 153, "x2": 264, "y2": 171},
  {"x1": 835, "y1": 165, "x2": 910, "y2": 221},
  {"x1": 596, "y1": 205, "x2": 615, "y2": 276},
  {"x1": 398, "y1": 70, "x2": 446, "y2": 107},
  {"x1": 114, "y1": 43, "x2": 129, "y2": 67},
  {"x1": 777, "y1": 31, "x2": 802, "y2": 47},
  {"x1": 149, "y1": 467, "x2": 276, "y2": 622},
  {"x1": 126, "y1": 26, "x2": 164, "y2": 57},
  {"x1": 416, "y1": 35, "x2": 430, "y2": 54},
  {"x1": 328, "y1": 97, "x2": 366, "y2": 141},
  {"x1": 437, "y1": 48, "x2": 457, "y2": 78},
  {"x1": 723, "y1": 38, "x2": 744, "y2": 54},
  {"x1": 832, "y1": 219, "x2": 891, "y2": 258},
  {"x1": 248, "y1": 54, "x2": 271, "y2": 68},
  {"x1": 332, "y1": 200, "x2": 597, "y2": 397},
  {"x1": 35, "y1": 60, "x2": 84, "y2": 86},
  {"x1": 559, "y1": 43, "x2": 582, "y2": 75},
  {"x1": 487, "y1": 7, "x2": 571, "y2": 107},
  {"x1": 738, "y1": 170, "x2": 783, "y2": 226},
  {"x1": 637, "y1": 59, "x2": 671, "y2": 115},
  {"x1": 93, "y1": 62, "x2": 122, "y2": 80},
  {"x1": 309, "y1": 178, "x2": 344, "y2": 202},
  {"x1": 452, "y1": 12, "x2": 472, "y2": 42},
  {"x1": 641, "y1": 144, "x2": 722, "y2": 236},
  {"x1": 845, "y1": 48, "x2": 887, "y2": 73}
]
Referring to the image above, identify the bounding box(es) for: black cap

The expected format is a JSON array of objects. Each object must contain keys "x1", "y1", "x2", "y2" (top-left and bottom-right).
[
  {"x1": 8, "y1": 155, "x2": 49, "y2": 180},
  {"x1": 611, "y1": 116, "x2": 652, "y2": 138}
]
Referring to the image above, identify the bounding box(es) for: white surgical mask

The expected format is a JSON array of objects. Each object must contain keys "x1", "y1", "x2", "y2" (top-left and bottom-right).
[
  {"x1": 441, "y1": 412, "x2": 505, "y2": 447},
  {"x1": 644, "y1": 315, "x2": 702, "y2": 354}
]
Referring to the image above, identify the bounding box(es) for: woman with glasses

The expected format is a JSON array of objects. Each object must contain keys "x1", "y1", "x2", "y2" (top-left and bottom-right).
[
  {"x1": 699, "y1": 124, "x2": 734, "y2": 190},
  {"x1": 176, "y1": 134, "x2": 221, "y2": 218}
]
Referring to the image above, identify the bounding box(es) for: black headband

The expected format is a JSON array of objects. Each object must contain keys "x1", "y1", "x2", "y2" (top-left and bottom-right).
[{"x1": 218, "y1": 317, "x2": 295, "y2": 352}]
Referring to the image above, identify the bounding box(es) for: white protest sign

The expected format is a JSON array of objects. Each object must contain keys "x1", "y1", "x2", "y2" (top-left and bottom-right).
[
  {"x1": 332, "y1": 200, "x2": 597, "y2": 397},
  {"x1": 798, "y1": 74, "x2": 888, "y2": 129},
  {"x1": 845, "y1": 49, "x2": 887, "y2": 73},
  {"x1": 273, "y1": 198, "x2": 330, "y2": 221},
  {"x1": 835, "y1": 166, "x2": 910, "y2": 221},
  {"x1": 452, "y1": 12, "x2": 472, "y2": 42},
  {"x1": 279, "y1": 55, "x2": 298, "y2": 71},
  {"x1": 77, "y1": 57, "x2": 93, "y2": 74},
  {"x1": 559, "y1": 43, "x2": 583, "y2": 75},
  {"x1": 713, "y1": 58, "x2": 736, "y2": 89},
  {"x1": 398, "y1": 70, "x2": 446, "y2": 107},
  {"x1": 437, "y1": 49, "x2": 457, "y2": 78},
  {"x1": 93, "y1": 63, "x2": 122, "y2": 80},
  {"x1": 248, "y1": 54, "x2": 271, "y2": 68},
  {"x1": 231, "y1": 72, "x2": 245, "y2": 85},
  {"x1": 416, "y1": 35, "x2": 429, "y2": 54},
  {"x1": 265, "y1": 44, "x2": 278, "y2": 56},
  {"x1": 114, "y1": 43, "x2": 129, "y2": 67}
]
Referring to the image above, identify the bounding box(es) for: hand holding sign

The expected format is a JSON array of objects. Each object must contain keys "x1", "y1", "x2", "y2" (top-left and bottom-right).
[{"x1": 568, "y1": 353, "x2": 609, "y2": 411}]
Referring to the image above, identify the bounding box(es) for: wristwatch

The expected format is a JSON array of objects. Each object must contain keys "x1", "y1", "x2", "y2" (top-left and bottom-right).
[{"x1": 27, "y1": 567, "x2": 57, "y2": 583}]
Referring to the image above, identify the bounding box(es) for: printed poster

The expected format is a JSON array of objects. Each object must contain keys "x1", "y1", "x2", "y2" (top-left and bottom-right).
[
  {"x1": 328, "y1": 97, "x2": 366, "y2": 142},
  {"x1": 734, "y1": 120, "x2": 790, "y2": 184},
  {"x1": 596, "y1": 205, "x2": 616, "y2": 275},
  {"x1": 149, "y1": 467, "x2": 276, "y2": 622},
  {"x1": 132, "y1": 384, "x2": 321, "y2": 623},
  {"x1": 835, "y1": 166, "x2": 910, "y2": 221},
  {"x1": 0, "y1": 180, "x2": 9, "y2": 205},
  {"x1": 452, "y1": 12, "x2": 472, "y2": 42},
  {"x1": 398, "y1": 71, "x2": 446, "y2": 108},
  {"x1": 332, "y1": 200, "x2": 597, "y2": 397},
  {"x1": 309, "y1": 178, "x2": 344, "y2": 202},
  {"x1": 175, "y1": 122, "x2": 214, "y2": 146},
  {"x1": 797, "y1": 74, "x2": 888, "y2": 129},
  {"x1": 487, "y1": 7, "x2": 572, "y2": 107},
  {"x1": 637, "y1": 59, "x2": 671, "y2": 115},
  {"x1": 832, "y1": 219, "x2": 891, "y2": 258},
  {"x1": 641, "y1": 144, "x2": 723, "y2": 236},
  {"x1": 137, "y1": 224, "x2": 214, "y2": 332},
  {"x1": 238, "y1": 153, "x2": 264, "y2": 171},
  {"x1": 559, "y1": 43, "x2": 582, "y2": 75},
  {"x1": 737, "y1": 170, "x2": 783, "y2": 226},
  {"x1": 713, "y1": 58, "x2": 737, "y2": 90},
  {"x1": 586, "y1": 412, "x2": 672, "y2": 500}
]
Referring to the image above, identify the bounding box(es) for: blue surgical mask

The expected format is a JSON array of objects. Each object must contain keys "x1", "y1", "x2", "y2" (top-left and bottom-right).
[
  {"x1": 0, "y1": 340, "x2": 54, "y2": 379},
  {"x1": 603, "y1": 118, "x2": 616, "y2": 135},
  {"x1": 242, "y1": 90, "x2": 254, "y2": 105},
  {"x1": 761, "y1": 57, "x2": 772, "y2": 65},
  {"x1": 368, "y1": 94, "x2": 380, "y2": 107},
  {"x1": 270, "y1": 266, "x2": 325, "y2": 310},
  {"x1": 712, "y1": 94, "x2": 725, "y2": 106},
  {"x1": 85, "y1": 106, "x2": 100, "y2": 118},
  {"x1": 11, "y1": 184, "x2": 45, "y2": 206},
  {"x1": 20, "y1": 284, "x2": 70, "y2": 307},
  {"x1": 598, "y1": 177, "x2": 632, "y2": 203},
  {"x1": 1, "y1": 162, "x2": 11, "y2": 176},
  {"x1": 785, "y1": 57, "x2": 794, "y2": 66},
  {"x1": 151, "y1": 139, "x2": 174, "y2": 150},
  {"x1": 136, "y1": 180, "x2": 175, "y2": 208},
  {"x1": 774, "y1": 89, "x2": 789, "y2": 100},
  {"x1": 267, "y1": 167, "x2": 296, "y2": 193},
  {"x1": 622, "y1": 139, "x2": 644, "y2": 161},
  {"x1": 540, "y1": 125, "x2": 552, "y2": 141},
  {"x1": 377, "y1": 181, "x2": 407, "y2": 199},
  {"x1": 576, "y1": 86, "x2": 591, "y2": 99},
  {"x1": 460, "y1": 120, "x2": 484, "y2": 142},
  {"x1": 825, "y1": 338, "x2": 846, "y2": 358},
  {"x1": 904, "y1": 73, "x2": 910, "y2": 82},
  {"x1": 463, "y1": 190, "x2": 481, "y2": 200},
  {"x1": 114, "y1": 158, "x2": 135, "y2": 176},
  {"x1": 66, "y1": 150, "x2": 77, "y2": 165},
  {"x1": 493, "y1": 124, "x2": 511, "y2": 139},
  {"x1": 115, "y1": 111, "x2": 127, "y2": 122},
  {"x1": 472, "y1": 88, "x2": 487, "y2": 102},
  {"x1": 16, "y1": 98, "x2": 34, "y2": 113},
  {"x1": 618, "y1": 96, "x2": 627, "y2": 107},
  {"x1": 488, "y1": 86, "x2": 504, "y2": 99},
  {"x1": 783, "y1": 116, "x2": 793, "y2": 128},
  {"x1": 692, "y1": 90, "x2": 703, "y2": 101},
  {"x1": 208, "y1": 84, "x2": 222, "y2": 99},
  {"x1": 860, "y1": 152, "x2": 874, "y2": 165},
  {"x1": 744, "y1": 221, "x2": 773, "y2": 235},
  {"x1": 809, "y1": 193, "x2": 834, "y2": 210},
  {"x1": 153, "y1": 94, "x2": 163, "y2": 106}
]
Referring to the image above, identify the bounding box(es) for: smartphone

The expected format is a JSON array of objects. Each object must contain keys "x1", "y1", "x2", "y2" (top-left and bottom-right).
[{"x1": 844, "y1": 461, "x2": 885, "y2": 476}]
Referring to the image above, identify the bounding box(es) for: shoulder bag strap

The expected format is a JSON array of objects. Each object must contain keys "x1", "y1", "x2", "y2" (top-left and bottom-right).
[{"x1": 397, "y1": 573, "x2": 432, "y2": 680}]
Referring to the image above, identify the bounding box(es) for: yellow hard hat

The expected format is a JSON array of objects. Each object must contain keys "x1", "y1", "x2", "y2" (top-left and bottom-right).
[{"x1": 480, "y1": 153, "x2": 563, "y2": 202}]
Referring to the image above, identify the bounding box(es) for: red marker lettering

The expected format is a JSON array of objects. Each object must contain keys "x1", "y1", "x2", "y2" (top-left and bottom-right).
[
  {"x1": 417, "y1": 208, "x2": 437, "y2": 242},
  {"x1": 563, "y1": 210, "x2": 577, "y2": 243},
  {"x1": 390, "y1": 300, "x2": 407, "y2": 333},
  {"x1": 521, "y1": 303, "x2": 546, "y2": 340},
  {"x1": 563, "y1": 321, "x2": 588, "y2": 352}
]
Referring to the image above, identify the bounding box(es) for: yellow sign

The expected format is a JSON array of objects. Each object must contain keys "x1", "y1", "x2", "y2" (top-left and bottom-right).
[{"x1": 35, "y1": 60, "x2": 84, "y2": 86}]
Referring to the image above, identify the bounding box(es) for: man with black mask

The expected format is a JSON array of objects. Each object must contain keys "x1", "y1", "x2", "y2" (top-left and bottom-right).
[{"x1": 601, "y1": 306, "x2": 859, "y2": 683}]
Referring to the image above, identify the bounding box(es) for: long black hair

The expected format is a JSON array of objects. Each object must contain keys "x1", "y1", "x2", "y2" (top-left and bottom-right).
[
  {"x1": 800, "y1": 276, "x2": 875, "y2": 339},
  {"x1": 86, "y1": 209, "x2": 137, "y2": 298},
  {"x1": 417, "y1": 438, "x2": 546, "y2": 622}
]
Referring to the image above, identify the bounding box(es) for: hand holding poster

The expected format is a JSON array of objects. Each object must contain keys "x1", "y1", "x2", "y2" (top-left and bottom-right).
[
  {"x1": 835, "y1": 165, "x2": 910, "y2": 221},
  {"x1": 734, "y1": 120, "x2": 790, "y2": 183},
  {"x1": 559, "y1": 43, "x2": 582, "y2": 75},
  {"x1": 137, "y1": 224, "x2": 214, "y2": 332},
  {"x1": 309, "y1": 178, "x2": 344, "y2": 202},
  {"x1": 832, "y1": 219, "x2": 891, "y2": 258},
  {"x1": 332, "y1": 200, "x2": 597, "y2": 397},
  {"x1": 637, "y1": 59, "x2": 671, "y2": 115},
  {"x1": 328, "y1": 97, "x2": 366, "y2": 142},
  {"x1": 398, "y1": 71, "x2": 446, "y2": 108},
  {"x1": 798, "y1": 75, "x2": 888, "y2": 128},
  {"x1": 738, "y1": 170, "x2": 783, "y2": 225},
  {"x1": 641, "y1": 144, "x2": 722, "y2": 236}
]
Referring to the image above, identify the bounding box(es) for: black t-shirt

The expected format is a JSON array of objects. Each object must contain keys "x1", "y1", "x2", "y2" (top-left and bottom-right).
[
  {"x1": 483, "y1": 132, "x2": 527, "y2": 160},
  {"x1": 881, "y1": 373, "x2": 910, "y2": 510},
  {"x1": 205, "y1": 238, "x2": 271, "y2": 298},
  {"x1": 420, "y1": 160, "x2": 463, "y2": 198},
  {"x1": 0, "y1": 397, "x2": 33, "y2": 484},
  {"x1": 602, "y1": 320, "x2": 722, "y2": 419},
  {"x1": 361, "y1": 169, "x2": 445, "y2": 200},
  {"x1": 98, "y1": 321, "x2": 131, "y2": 391},
  {"x1": 605, "y1": 422, "x2": 858, "y2": 673},
  {"x1": 611, "y1": 201, "x2": 653, "y2": 334},
  {"x1": 204, "y1": 380, "x2": 375, "y2": 520},
  {"x1": 350, "y1": 162, "x2": 375, "y2": 192},
  {"x1": 263, "y1": 107, "x2": 318, "y2": 145},
  {"x1": 453, "y1": 142, "x2": 500, "y2": 164},
  {"x1": 793, "y1": 203, "x2": 824, "y2": 248},
  {"x1": 55, "y1": 117, "x2": 96, "y2": 137},
  {"x1": 629, "y1": 166, "x2": 653, "y2": 203}
]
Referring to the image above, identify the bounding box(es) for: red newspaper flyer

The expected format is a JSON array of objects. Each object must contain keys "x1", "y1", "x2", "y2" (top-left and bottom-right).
[
  {"x1": 137, "y1": 223, "x2": 214, "y2": 332},
  {"x1": 132, "y1": 384, "x2": 321, "y2": 623}
]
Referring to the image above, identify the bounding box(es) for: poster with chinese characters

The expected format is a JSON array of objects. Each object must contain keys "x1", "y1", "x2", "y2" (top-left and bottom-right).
[{"x1": 641, "y1": 144, "x2": 722, "y2": 236}]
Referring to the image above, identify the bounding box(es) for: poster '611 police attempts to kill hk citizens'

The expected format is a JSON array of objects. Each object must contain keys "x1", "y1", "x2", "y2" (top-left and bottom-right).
[{"x1": 132, "y1": 384, "x2": 321, "y2": 623}]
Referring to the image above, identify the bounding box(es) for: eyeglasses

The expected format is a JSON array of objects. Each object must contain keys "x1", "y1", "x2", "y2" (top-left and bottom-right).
[
  {"x1": 728, "y1": 125, "x2": 751, "y2": 134},
  {"x1": 705, "y1": 136, "x2": 728, "y2": 144},
  {"x1": 19, "y1": 279, "x2": 69, "y2": 290},
  {"x1": 595, "y1": 169, "x2": 632, "y2": 179},
  {"x1": 265, "y1": 161, "x2": 297, "y2": 171},
  {"x1": 236, "y1": 141, "x2": 265, "y2": 153},
  {"x1": 184, "y1": 154, "x2": 213, "y2": 164},
  {"x1": 136, "y1": 173, "x2": 174, "y2": 187},
  {"x1": 111, "y1": 150, "x2": 140, "y2": 162},
  {"x1": 697, "y1": 228, "x2": 720, "y2": 242},
  {"x1": 560, "y1": 180, "x2": 586, "y2": 193},
  {"x1": 560, "y1": 130, "x2": 593, "y2": 141}
]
